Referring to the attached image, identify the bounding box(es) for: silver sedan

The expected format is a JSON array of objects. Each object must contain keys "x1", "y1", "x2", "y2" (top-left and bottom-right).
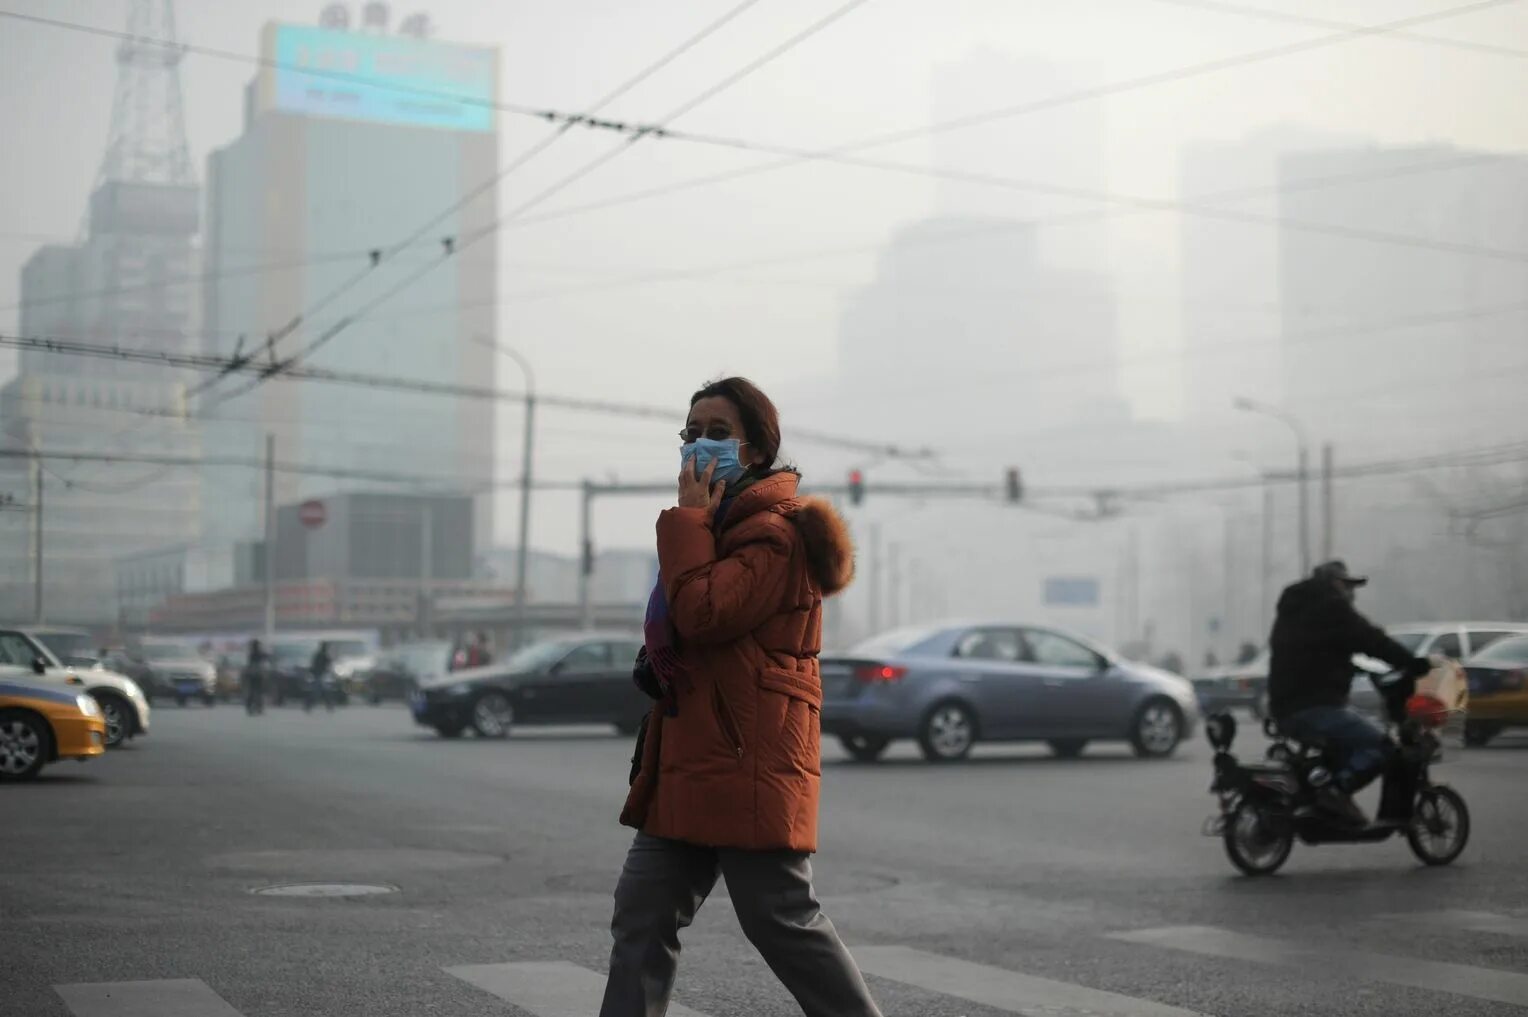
[{"x1": 820, "y1": 622, "x2": 1199, "y2": 763}]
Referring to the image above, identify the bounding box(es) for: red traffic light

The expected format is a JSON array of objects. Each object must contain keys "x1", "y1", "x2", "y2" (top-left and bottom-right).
[{"x1": 848, "y1": 469, "x2": 865, "y2": 506}]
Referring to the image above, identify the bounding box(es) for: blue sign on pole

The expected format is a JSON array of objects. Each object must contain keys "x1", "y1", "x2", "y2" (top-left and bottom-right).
[{"x1": 1043, "y1": 577, "x2": 1100, "y2": 607}]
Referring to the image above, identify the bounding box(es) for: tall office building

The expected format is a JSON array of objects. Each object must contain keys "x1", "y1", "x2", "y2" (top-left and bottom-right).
[
  {"x1": 199, "y1": 18, "x2": 500, "y2": 557},
  {"x1": 0, "y1": 0, "x2": 201, "y2": 626},
  {"x1": 1177, "y1": 125, "x2": 1354, "y2": 428},
  {"x1": 1277, "y1": 143, "x2": 1528, "y2": 454}
]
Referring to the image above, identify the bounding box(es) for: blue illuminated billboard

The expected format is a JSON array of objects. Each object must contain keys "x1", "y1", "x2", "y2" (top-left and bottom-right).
[{"x1": 266, "y1": 24, "x2": 495, "y2": 132}]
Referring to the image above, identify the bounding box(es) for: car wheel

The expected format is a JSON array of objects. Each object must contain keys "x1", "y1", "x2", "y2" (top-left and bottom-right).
[
  {"x1": 0, "y1": 709, "x2": 50, "y2": 781},
  {"x1": 471, "y1": 692, "x2": 514, "y2": 738},
  {"x1": 94, "y1": 693, "x2": 131, "y2": 749},
  {"x1": 1048, "y1": 738, "x2": 1088, "y2": 759},
  {"x1": 434, "y1": 723, "x2": 465, "y2": 739},
  {"x1": 1463, "y1": 721, "x2": 1498, "y2": 748},
  {"x1": 368, "y1": 693, "x2": 382, "y2": 706},
  {"x1": 838, "y1": 734, "x2": 891, "y2": 762},
  {"x1": 1131, "y1": 698, "x2": 1183, "y2": 758},
  {"x1": 175, "y1": 695, "x2": 187, "y2": 708},
  {"x1": 918, "y1": 701, "x2": 977, "y2": 762},
  {"x1": 202, "y1": 692, "x2": 215, "y2": 707}
]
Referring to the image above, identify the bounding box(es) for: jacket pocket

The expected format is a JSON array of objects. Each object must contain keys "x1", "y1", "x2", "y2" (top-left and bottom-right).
[
  {"x1": 759, "y1": 668, "x2": 823, "y2": 709},
  {"x1": 759, "y1": 668, "x2": 822, "y2": 776},
  {"x1": 712, "y1": 681, "x2": 744, "y2": 762}
]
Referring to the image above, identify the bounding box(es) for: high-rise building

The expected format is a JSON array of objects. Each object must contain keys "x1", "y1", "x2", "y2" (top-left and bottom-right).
[
  {"x1": 198, "y1": 19, "x2": 500, "y2": 557},
  {"x1": 0, "y1": 0, "x2": 201, "y2": 626},
  {"x1": 1276, "y1": 143, "x2": 1528, "y2": 455},
  {"x1": 1177, "y1": 125, "x2": 1356, "y2": 428}
]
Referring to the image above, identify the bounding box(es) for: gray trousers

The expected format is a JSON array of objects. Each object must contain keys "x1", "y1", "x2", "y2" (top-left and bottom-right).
[{"x1": 599, "y1": 832, "x2": 882, "y2": 1017}]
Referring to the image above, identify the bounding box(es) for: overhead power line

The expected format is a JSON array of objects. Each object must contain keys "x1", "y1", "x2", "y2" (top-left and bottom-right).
[
  {"x1": 0, "y1": 331, "x2": 935, "y2": 461},
  {"x1": 1145, "y1": 0, "x2": 1528, "y2": 61},
  {"x1": 7, "y1": 439, "x2": 1528, "y2": 505}
]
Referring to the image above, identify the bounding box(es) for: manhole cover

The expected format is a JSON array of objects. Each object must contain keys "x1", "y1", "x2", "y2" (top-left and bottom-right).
[{"x1": 250, "y1": 882, "x2": 399, "y2": 898}]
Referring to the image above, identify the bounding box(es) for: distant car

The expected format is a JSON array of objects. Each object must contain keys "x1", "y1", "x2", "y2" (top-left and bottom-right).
[
  {"x1": 820, "y1": 622, "x2": 1200, "y2": 763},
  {"x1": 23, "y1": 626, "x2": 100, "y2": 669},
  {"x1": 1459, "y1": 634, "x2": 1528, "y2": 747},
  {"x1": 410, "y1": 633, "x2": 647, "y2": 739},
  {"x1": 0, "y1": 628, "x2": 151, "y2": 749},
  {"x1": 134, "y1": 638, "x2": 217, "y2": 707},
  {"x1": 1193, "y1": 650, "x2": 1270, "y2": 718},
  {"x1": 1383, "y1": 622, "x2": 1528, "y2": 662},
  {"x1": 0, "y1": 676, "x2": 106, "y2": 780},
  {"x1": 361, "y1": 640, "x2": 452, "y2": 704}
]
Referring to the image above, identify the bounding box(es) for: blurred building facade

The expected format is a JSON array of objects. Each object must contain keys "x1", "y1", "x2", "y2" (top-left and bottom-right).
[
  {"x1": 198, "y1": 20, "x2": 500, "y2": 560},
  {"x1": 0, "y1": 2, "x2": 202, "y2": 626}
]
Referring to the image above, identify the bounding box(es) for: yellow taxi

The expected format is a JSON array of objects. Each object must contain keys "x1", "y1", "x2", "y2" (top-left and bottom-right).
[{"x1": 0, "y1": 677, "x2": 107, "y2": 781}]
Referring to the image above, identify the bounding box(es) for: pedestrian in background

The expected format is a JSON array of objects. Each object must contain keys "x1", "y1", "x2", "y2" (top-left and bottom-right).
[
  {"x1": 243, "y1": 638, "x2": 268, "y2": 716},
  {"x1": 601, "y1": 377, "x2": 881, "y2": 1017},
  {"x1": 306, "y1": 641, "x2": 334, "y2": 713}
]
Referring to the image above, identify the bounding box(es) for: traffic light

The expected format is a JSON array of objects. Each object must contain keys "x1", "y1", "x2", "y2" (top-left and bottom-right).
[
  {"x1": 1005, "y1": 467, "x2": 1023, "y2": 503},
  {"x1": 848, "y1": 469, "x2": 865, "y2": 507}
]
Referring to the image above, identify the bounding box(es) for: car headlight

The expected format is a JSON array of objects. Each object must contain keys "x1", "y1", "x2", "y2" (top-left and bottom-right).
[{"x1": 77, "y1": 694, "x2": 102, "y2": 718}]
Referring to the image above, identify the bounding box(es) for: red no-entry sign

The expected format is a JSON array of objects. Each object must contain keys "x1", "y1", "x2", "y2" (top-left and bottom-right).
[{"x1": 298, "y1": 499, "x2": 327, "y2": 529}]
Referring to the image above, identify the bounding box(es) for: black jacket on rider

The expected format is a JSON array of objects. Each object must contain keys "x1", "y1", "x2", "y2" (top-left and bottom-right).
[{"x1": 1267, "y1": 577, "x2": 1417, "y2": 719}]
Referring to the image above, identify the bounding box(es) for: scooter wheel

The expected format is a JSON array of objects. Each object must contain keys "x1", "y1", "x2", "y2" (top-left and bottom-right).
[
  {"x1": 1223, "y1": 799, "x2": 1294, "y2": 876},
  {"x1": 1406, "y1": 786, "x2": 1469, "y2": 866}
]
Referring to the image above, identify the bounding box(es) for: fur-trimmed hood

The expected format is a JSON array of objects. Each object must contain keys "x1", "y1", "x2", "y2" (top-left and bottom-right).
[{"x1": 789, "y1": 495, "x2": 855, "y2": 597}]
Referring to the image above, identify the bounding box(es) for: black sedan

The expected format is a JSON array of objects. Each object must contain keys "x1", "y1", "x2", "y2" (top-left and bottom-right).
[{"x1": 410, "y1": 633, "x2": 647, "y2": 739}]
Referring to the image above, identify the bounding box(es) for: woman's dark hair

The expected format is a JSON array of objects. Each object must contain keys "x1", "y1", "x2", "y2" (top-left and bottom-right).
[{"x1": 690, "y1": 376, "x2": 782, "y2": 470}]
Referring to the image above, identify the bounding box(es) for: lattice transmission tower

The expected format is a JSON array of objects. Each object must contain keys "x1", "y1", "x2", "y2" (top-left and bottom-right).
[{"x1": 95, "y1": 0, "x2": 193, "y2": 186}]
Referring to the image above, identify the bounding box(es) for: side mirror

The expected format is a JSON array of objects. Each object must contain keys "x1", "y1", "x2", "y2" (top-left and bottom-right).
[
  {"x1": 1094, "y1": 655, "x2": 1112, "y2": 674},
  {"x1": 31, "y1": 656, "x2": 47, "y2": 675}
]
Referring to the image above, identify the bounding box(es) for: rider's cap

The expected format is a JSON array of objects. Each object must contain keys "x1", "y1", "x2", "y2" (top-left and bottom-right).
[{"x1": 1313, "y1": 559, "x2": 1368, "y2": 587}]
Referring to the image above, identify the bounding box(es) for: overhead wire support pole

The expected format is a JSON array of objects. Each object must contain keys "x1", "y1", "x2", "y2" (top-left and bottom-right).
[{"x1": 32, "y1": 453, "x2": 43, "y2": 625}]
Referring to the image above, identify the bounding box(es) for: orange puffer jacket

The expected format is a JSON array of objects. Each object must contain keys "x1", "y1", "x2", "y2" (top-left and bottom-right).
[{"x1": 620, "y1": 471, "x2": 854, "y2": 853}]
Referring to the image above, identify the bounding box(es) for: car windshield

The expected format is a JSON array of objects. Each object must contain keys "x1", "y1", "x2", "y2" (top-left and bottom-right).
[
  {"x1": 273, "y1": 641, "x2": 319, "y2": 663},
  {"x1": 503, "y1": 640, "x2": 578, "y2": 672},
  {"x1": 32, "y1": 631, "x2": 94, "y2": 662},
  {"x1": 1388, "y1": 632, "x2": 1429, "y2": 654},
  {"x1": 847, "y1": 625, "x2": 945, "y2": 658},
  {"x1": 140, "y1": 641, "x2": 201, "y2": 662},
  {"x1": 1471, "y1": 636, "x2": 1528, "y2": 666},
  {"x1": 393, "y1": 641, "x2": 451, "y2": 675},
  {"x1": 328, "y1": 640, "x2": 370, "y2": 660}
]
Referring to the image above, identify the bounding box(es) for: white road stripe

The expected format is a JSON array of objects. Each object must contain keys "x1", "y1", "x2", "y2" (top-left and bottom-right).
[
  {"x1": 446, "y1": 960, "x2": 712, "y2": 1017},
  {"x1": 1110, "y1": 925, "x2": 1528, "y2": 1008},
  {"x1": 55, "y1": 979, "x2": 244, "y2": 1017},
  {"x1": 1382, "y1": 909, "x2": 1528, "y2": 938},
  {"x1": 853, "y1": 944, "x2": 1209, "y2": 1017}
]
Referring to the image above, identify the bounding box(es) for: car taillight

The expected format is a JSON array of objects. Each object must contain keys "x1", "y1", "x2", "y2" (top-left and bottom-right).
[{"x1": 855, "y1": 664, "x2": 906, "y2": 683}]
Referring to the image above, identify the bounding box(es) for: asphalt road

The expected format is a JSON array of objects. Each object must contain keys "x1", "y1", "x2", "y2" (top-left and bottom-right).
[{"x1": 3, "y1": 702, "x2": 1526, "y2": 1017}]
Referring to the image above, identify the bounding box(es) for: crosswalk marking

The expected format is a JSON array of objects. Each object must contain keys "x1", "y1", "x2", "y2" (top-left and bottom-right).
[
  {"x1": 853, "y1": 944, "x2": 1208, "y2": 1017},
  {"x1": 1383, "y1": 909, "x2": 1528, "y2": 938},
  {"x1": 1109, "y1": 925, "x2": 1528, "y2": 1008},
  {"x1": 55, "y1": 978, "x2": 244, "y2": 1017},
  {"x1": 445, "y1": 960, "x2": 713, "y2": 1017}
]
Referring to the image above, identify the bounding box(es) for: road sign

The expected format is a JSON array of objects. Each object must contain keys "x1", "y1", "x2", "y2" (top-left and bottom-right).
[{"x1": 298, "y1": 499, "x2": 327, "y2": 529}]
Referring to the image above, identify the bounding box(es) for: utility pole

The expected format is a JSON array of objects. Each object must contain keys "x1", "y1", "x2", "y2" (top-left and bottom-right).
[
  {"x1": 577, "y1": 480, "x2": 594, "y2": 630},
  {"x1": 887, "y1": 542, "x2": 902, "y2": 630},
  {"x1": 419, "y1": 501, "x2": 434, "y2": 636},
  {"x1": 513, "y1": 393, "x2": 535, "y2": 648},
  {"x1": 1223, "y1": 512, "x2": 1235, "y2": 661},
  {"x1": 32, "y1": 454, "x2": 43, "y2": 624},
  {"x1": 1260, "y1": 479, "x2": 1273, "y2": 626},
  {"x1": 867, "y1": 522, "x2": 882, "y2": 634},
  {"x1": 1321, "y1": 442, "x2": 1335, "y2": 562},
  {"x1": 262, "y1": 433, "x2": 275, "y2": 643}
]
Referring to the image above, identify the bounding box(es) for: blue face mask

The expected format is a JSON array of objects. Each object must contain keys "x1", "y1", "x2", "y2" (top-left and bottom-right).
[{"x1": 680, "y1": 437, "x2": 749, "y2": 485}]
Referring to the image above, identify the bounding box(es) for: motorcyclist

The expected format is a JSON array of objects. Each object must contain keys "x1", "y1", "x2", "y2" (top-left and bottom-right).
[{"x1": 1267, "y1": 560, "x2": 1431, "y2": 825}]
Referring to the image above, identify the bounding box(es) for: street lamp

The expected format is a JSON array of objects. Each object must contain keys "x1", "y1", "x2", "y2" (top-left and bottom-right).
[
  {"x1": 475, "y1": 336, "x2": 536, "y2": 650},
  {"x1": 1233, "y1": 396, "x2": 1310, "y2": 574}
]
